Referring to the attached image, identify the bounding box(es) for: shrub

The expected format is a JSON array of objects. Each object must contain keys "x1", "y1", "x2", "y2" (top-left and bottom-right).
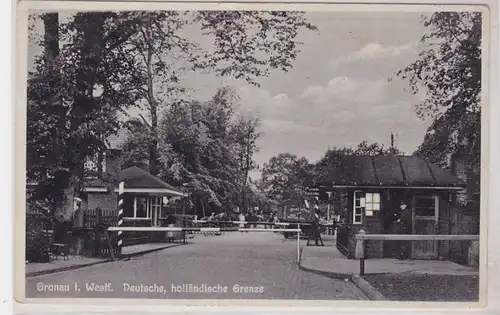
[{"x1": 25, "y1": 201, "x2": 52, "y2": 262}]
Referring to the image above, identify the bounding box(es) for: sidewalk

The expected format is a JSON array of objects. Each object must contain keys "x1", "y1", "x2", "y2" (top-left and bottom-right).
[
  {"x1": 300, "y1": 244, "x2": 479, "y2": 277},
  {"x1": 26, "y1": 242, "x2": 181, "y2": 277},
  {"x1": 299, "y1": 240, "x2": 479, "y2": 301}
]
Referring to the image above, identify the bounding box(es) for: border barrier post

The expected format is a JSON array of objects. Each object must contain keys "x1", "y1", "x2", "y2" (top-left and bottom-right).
[
  {"x1": 117, "y1": 181, "x2": 124, "y2": 257},
  {"x1": 355, "y1": 230, "x2": 366, "y2": 276}
]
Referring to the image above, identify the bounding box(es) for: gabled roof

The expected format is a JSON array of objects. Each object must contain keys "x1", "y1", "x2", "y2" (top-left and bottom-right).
[
  {"x1": 118, "y1": 166, "x2": 177, "y2": 190},
  {"x1": 316, "y1": 155, "x2": 465, "y2": 189},
  {"x1": 85, "y1": 166, "x2": 187, "y2": 197}
]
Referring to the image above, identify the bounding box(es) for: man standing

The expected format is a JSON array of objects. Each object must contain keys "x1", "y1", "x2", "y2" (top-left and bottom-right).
[
  {"x1": 394, "y1": 201, "x2": 411, "y2": 259},
  {"x1": 307, "y1": 211, "x2": 324, "y2": 246}
]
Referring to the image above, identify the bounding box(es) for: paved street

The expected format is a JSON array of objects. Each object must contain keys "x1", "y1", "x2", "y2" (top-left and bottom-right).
[{"x1": 26, "y1": 232, "x2": 367, "y2": 300}]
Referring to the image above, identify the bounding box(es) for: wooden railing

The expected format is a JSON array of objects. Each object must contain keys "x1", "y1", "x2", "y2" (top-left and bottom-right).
[
  {"x1": 336, "y1": 224, "x2": 350, "y2": 256},
  {"x1": 354, "y1": 230, "x2": 480, "y2": 276}
]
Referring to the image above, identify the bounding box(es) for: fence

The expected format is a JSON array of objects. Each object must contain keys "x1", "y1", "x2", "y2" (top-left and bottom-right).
[
  {"x1": 83, "y1": 208, "x2": 118, "y2": 229},
  {"x1": 78, "y1": 208, "x2": 119, "y2": 258},
  {"x1": 84, "y1": 210, "x2": 187, "y2": 250},
  {"x1": 336, "y1": 224, "x2": 350, "y2": 256},
  {"x1": 354, "y1": 231, "x2": 480, "y2": 276}
]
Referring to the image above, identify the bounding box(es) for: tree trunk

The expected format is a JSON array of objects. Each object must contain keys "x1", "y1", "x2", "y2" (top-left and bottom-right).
[
  {"x1": 60, "y1": 13, "x2": 105, "y2": 221},
  {"x1": 42, "y1": 13, "x2": 70, "y2": 220},
  {"x1": 144, "y1": 41, "x2": 158, "y2": 176},
  {"x1": 201, "y1": 199, "x2": 206, "y2": 217},
  {"x1": 43, "y1": 13, "x2": 59, "y2": 62},
  {"x1": 148, "y1": 113, "x2": 158, "y2": 175}
]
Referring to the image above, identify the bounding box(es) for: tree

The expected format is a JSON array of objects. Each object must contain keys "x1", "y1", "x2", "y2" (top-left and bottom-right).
[
  {"x1": 116, "y1": 11, "x2": 196, "y2": 175},
  {"x1": 120, "y1": 119, "x2": 150, "y2": 170},
  {"x1": 261, "y1": 153, "x2": 314, "y2": 205},
  {"x1": 313, "y1": 141, "x2": 400, "y2": 180},
  {"x1": 156, "y1": 88, "x2": 246, "y2": 216},
  {"x1": 27, "y1": 12, "x2": 148, "y2": 218},
  {"x1": 396, "y1": 12, "x2": 481, "y2": 171},
  {"x1": 117, "y1": 11, "x2": 316, "y2": 174},
  {"x1": 194, "y1": 11, "x2": 317, "y2": 85},
  {"x1": 232, "y1": 115, "x2": 261, "y2": 212},
  {"x1": 353, "y1": 140, "x2": 401, "y2": 156},
  {"x1": 314, "y1": 147, "x2": 354, "y2": 180},
  {"x1": 28, "y1": 10, "x2": 316, "y2": 215}
]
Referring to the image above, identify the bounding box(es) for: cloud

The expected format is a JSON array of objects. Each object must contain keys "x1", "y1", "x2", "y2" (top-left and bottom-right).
[
  {"x1": 329, "y1": 41, "x2": 419, "y2": 68},
  {"x1": 261, "y1": 119, "x2": 323, "y2": 134},
  {"x1": 300, "y1": 76, "x2": 389, "y2": 113},
  {"x1": 235, "y1": 87, "x2": 294, "y2": 121}
]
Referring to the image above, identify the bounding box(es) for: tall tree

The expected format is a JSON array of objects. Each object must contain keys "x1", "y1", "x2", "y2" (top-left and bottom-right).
[
  {"x1": 396, "y1": 12, "x2": 481, "y2": 171},
  {"x1": 156, "y1": 88, "x2": 244, "y2": 216},
  {"x1": 232, "y1": 115, "x2": 261, "y2": 213},
  {"x1": 27, "y1": 12, "x2": 147, "y2": 217},
  {"x1": 117, "y1": 11, "x2": 195, "y2": 175},
  {"x1": 28, "y1": 10, "x2": 316, "y2": 215},
  {"x1": 117, "y1": 11, "x2": 316, "y2": 174}
]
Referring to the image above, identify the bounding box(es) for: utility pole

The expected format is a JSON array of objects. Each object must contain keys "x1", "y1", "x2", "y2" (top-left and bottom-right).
[{"x1": 390, "y1": 132, "x2": 397, "y2": 155}]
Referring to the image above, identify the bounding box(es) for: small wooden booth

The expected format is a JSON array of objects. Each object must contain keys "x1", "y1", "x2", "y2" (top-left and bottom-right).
[
  {"x1": 316, "y1": 155, "x2": 466, "y2": 260},
  {"x1": 84, "y1": 166, "x2": 188, "y2": 245}
]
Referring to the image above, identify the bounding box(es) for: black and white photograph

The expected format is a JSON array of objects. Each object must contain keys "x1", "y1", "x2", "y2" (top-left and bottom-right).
[{"x1": 19, "y1": 4, "x2": 486, "y2": 304}]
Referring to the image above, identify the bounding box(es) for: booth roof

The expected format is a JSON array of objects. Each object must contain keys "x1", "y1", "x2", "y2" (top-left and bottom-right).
[
  {"x1": 85, "y1": 166, "x2": 183, "y2": 193},
  {"x1": 316, "y1": 155, "x2": 466, "y2": 188}
]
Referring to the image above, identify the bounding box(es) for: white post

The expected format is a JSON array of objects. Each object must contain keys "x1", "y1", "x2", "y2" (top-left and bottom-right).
[
  {"x1": 327, "y1": 204, "x2": 331, "y2": 235},
  {"x1": 355, "y1": 230, "x2": 366, "y2": 276},
  {"x1": 133, "y1": 196, "x2": 137, "y2": 218},
  {"x1": 297, "y1": 223, "x2": 301, "y2": 263}
]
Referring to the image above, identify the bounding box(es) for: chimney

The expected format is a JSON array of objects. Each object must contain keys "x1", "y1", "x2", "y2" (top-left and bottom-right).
[{"x1": 103, "y1": 148, "x2": 123, "y2": 187}]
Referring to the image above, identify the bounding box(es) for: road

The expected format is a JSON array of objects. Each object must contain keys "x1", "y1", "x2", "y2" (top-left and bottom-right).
[{"x1": 26, "y1": 231, "x2": 367, "y2": 300}]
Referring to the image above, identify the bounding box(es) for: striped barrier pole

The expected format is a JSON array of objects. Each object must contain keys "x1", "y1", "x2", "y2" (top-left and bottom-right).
[
  {"x1": 117, "y1": 181, "x2": 125, "y2": 257},
  {"x1": 189, "y1": 220, "x2": 335, "y2": 228},
  {"x1": 108, "y1": 227, "x2": 302, "y2": 233}
]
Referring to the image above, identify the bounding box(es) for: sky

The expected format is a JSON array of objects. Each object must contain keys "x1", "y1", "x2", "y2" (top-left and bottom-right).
[{"x1": 28, "y1": 11, "x2": 433, "y2": 180}]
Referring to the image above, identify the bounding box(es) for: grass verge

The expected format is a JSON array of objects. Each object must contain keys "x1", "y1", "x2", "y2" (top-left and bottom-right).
[{"x1": 364, "y1": 273, "x2": 479, "y2": 301}]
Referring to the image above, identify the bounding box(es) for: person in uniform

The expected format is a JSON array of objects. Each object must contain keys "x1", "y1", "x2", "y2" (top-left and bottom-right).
[{"x1": 393, "y1": 201, "x2": 411, "y2": 259}]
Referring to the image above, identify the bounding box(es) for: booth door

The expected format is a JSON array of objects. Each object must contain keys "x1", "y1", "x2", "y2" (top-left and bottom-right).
[
  {"x1": 412, "y1": 195, "x2": 439, "y2": 259},
  {"x1": 149, "y1": 197, "x2": 162, "y2": 227}
]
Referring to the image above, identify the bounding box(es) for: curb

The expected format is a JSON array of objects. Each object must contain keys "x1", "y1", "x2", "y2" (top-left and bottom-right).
[
  {"x1": 122, "y1": 243, "x2": 182, "y2": 259},
  {"x1": 298, "y1": 262, "x2": 353, "y2": 280},
  {"x1": 26, "y1": 259, "x2": 111, "y2": 278},
  {"x1": 351, "y1": 275, "x2": 387, "y2": 301},
  {"x1": 26, "y1": 243, "x2": 182, "y2": 278},
  {"x1": 299, "y1": 262, "x2": 387, "y2": 301}
]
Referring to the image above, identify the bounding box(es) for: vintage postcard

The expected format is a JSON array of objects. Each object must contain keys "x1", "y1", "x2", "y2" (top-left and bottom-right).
[{"x1": 14, "y1": 0, "x2": 494, "y2": 308}]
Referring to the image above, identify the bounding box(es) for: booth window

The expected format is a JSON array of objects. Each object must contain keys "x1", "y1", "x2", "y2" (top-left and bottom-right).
[
  {"x1": 414, "y1": 195, "x2": 437, "y2": 218},
  {"x1": 364, "y1": 193, "x2": 381, "y2": 216},
  {"x1": 135, "y1": 197, "x2": 150, "y2": 218},
  {"x1": 122, "y1": 195, "x2": 134, "y2": 218},
  {"x1": 353, "y1": 191, "x2": 364, "y2": 224},
  {"x1": 353, "y1": 191, "x2": 381, "y2": 223}
]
